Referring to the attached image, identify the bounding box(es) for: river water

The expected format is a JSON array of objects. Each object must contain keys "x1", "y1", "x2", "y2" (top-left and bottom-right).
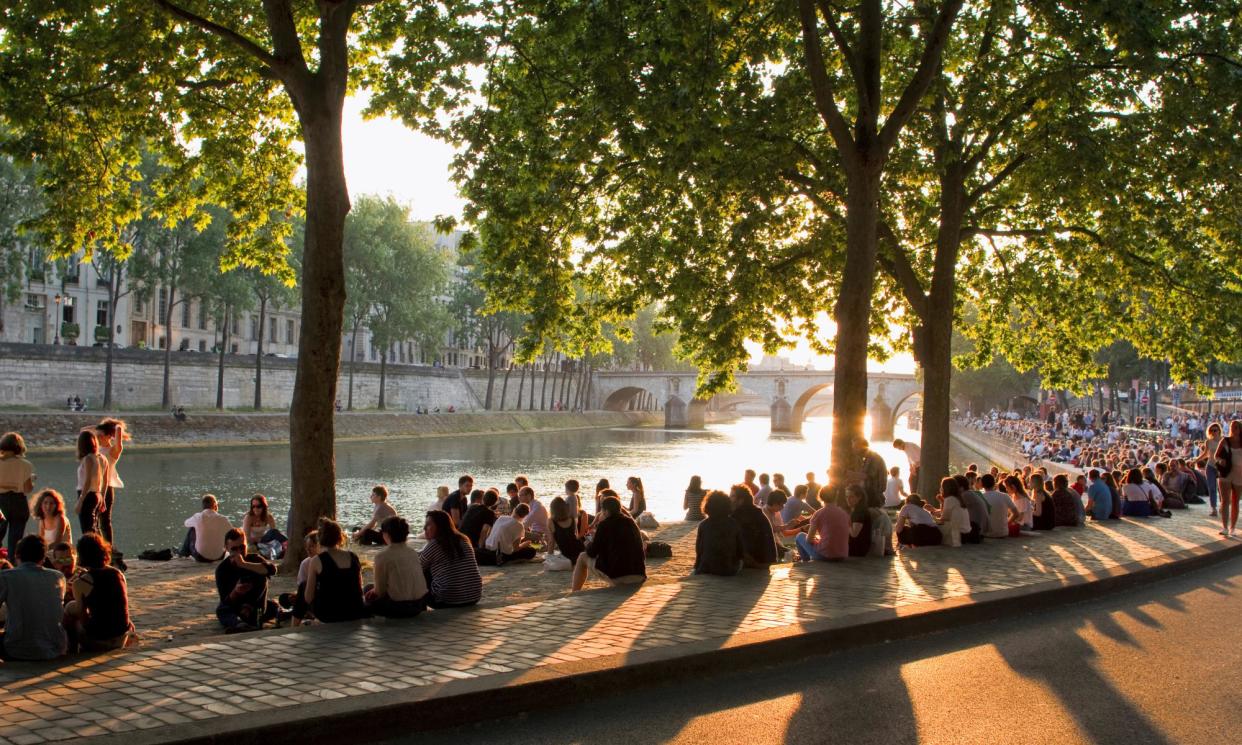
[{"x1": 29, "y1": 416, "x2": 937, "y2": 551}]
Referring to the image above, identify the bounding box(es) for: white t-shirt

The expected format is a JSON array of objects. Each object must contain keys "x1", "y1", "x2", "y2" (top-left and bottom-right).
[
  {"x1": 523, "y1": 499, "x2": 549, "y2": 536},
  {"x1": 884, "y1": 477, "x2": 904, "y2": 507},
  {"x1": 1141, "y1": 481, "x2": 1163, "y2": 507},
  {"x1": 902, "y1": 443, "x2": 922, "y2": 467},
  {"x1": 981, "y1": 490, "x2": 1017, "y2": 538},
  {"x1": 1013, "y1": 495, "x2": 1034, "y2": 529},
  {"x1": 486, "y1": 515, "x2": 525, "y2": 553},
  {"x1": 297, "y1": 556, "x2": 314, "y2": 585},
  {"x1": 897, "y1": 503, "x2": 936, "y2": 528},
  {"x1": 183, "y1": 509, "x2": 232, "y2": 560}
]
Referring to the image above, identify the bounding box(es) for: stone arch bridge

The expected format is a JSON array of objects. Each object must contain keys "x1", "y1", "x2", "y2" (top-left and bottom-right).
[{"x1": 593, "y1": 370, "x2": 921, "y2": 437}]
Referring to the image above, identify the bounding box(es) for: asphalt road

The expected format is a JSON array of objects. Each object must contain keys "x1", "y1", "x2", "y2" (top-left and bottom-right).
[{"x1": 388, "y1": 556, "x2": 1242, "y2": 745}]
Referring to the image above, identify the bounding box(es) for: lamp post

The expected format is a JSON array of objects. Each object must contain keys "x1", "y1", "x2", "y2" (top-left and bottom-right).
[{"x1": 53, "y1": 294, "x2": 62, "y2": 345}]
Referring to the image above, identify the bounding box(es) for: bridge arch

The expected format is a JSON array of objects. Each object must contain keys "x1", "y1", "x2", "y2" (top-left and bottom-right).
[
  {"x1": 790, "y1": 383, "x2": 834, "y2": 431},
  {"x1": 602, "y1": 386, "x2": 650, "y2": 412}
]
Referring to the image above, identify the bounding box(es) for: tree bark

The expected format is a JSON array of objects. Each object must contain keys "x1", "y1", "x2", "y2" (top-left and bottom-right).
[
  {"x1": 484, "y1": 335, "x2": 497, "y2": 409},
  {"x1": 216, "y1": 306, "x2": 229, "y2": 410},
  {"x1": 347, "y1": 321, "x2": 360, "y2": 410},
  {"x1": 102, "y1": 266, "x2": 122, "y2": 410},
  {"x1": 829, "y1": 166, "x2": 882, "y2": 492},
  {"x1": 161, "y1": 279, "x2": 177, "y2": 409},
  {"x1": 283, "y1": 89, "x2": 350, "y2": 572},
  {"x1": 254, "y1": 294, "x2": 267, "y2": 409},
  {"x1": 540, "y1": 355, "x2": 551, "y2": 410},
  {"x1": 499, "y1": 361, "x2": 513, "y2": 411},
  {"x1": 378, "y1": 344, "x2": 388, "y2": 409},
  {"x1": 529, "y1": 362, "x2": 537, "y2": 410},
  {"x1": 515, "y1": 363, "x2": 527, "y2": 410}
]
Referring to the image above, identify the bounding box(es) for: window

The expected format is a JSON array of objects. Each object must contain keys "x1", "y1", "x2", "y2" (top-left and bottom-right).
[
  {"x1": 158, "y1": 289, "x2": 168, "y2": 324},
  {"x1": 270, "y1": 316, "x2": 278, "y2": 343},
  {"x1": 198, "y1": 339, "x2": 207, "y2": 352},
  {"x1": 96, "y1": 300, "x2": 110, "y2": 328},
  {"x1": 231, "y1": 343, "x2": 239, "y2": 354},
  {"x1": 133, "y1": 296, "x2": 145, "y2": 315},
  {"x1": 231, "y1": 315, "x2": 239, "y2": 336},
  {"x1": 158, "y1": 335, "x2": 166, "y2": 350},
  {"x1": 181, "y1": 301, "x2": 191, "y2": 328},
  {"x1": 62, "y1": 263, "x2": 80, "y2": 286},
  {"x1": 198, "y1": 303, "x2": 208, "y2": 330},
  {"x1": 62, "y1": 301, "x2": 75, "y2": 325},
  {"x1": 24, "y1": 294, "x2": 45, "y2": 311},
  {"x1": 286, "y1": 320, "x2": 295, "y2": 345},
  {"x1": 249, "y1": 315, "x2": 258, "y2": 340}
]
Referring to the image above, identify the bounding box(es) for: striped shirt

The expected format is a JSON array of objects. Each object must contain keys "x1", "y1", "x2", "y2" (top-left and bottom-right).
[{"x1": 419, "y1": 537, "x2": 482, "y2": 606}]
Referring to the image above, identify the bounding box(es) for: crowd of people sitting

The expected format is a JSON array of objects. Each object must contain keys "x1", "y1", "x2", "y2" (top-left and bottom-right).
[
  {"x1": 1, "y1": 410, "x2": 1237, "y2": 664},
  {"x1": 961, "y1": 407, "x2": 1242, "y2": 535}
]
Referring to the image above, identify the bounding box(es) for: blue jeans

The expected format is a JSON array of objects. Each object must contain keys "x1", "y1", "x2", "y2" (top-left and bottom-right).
[
  {"x1": 795, "y1": 533, "x2": 824, "y2": 561},
  {"x1": 1207, "y1": 465, "x2": 1219, "y2": 511}
]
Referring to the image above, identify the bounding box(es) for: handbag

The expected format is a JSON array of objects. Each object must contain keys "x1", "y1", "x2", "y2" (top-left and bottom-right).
[
  {"x1": 542, "y1": 553, "x2": 572, "y2": 571},
  {"x1": 1216, "y1": 440, "x2": 1233, "y2": 475}
]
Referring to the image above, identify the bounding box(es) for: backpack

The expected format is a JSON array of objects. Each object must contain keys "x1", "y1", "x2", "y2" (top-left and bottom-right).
[{"x1": 645, "y1": 541, "x2": 672, "y2": 558}]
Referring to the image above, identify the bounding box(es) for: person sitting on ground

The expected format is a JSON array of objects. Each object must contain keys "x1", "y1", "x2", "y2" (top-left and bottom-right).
[
  {"x1": 781, "y1": 484, "x2": 813, "y2": 524},
  {"x1": 305, "y1": 519, "x2": 368, "y2": 623},
  {"x1": 443, "y1": 475, "x2": 473, "y2": 526},
  {"x1": 420, "y1": 510, "x2": 482, "y2": 608},
  {"x1": 1104, "y1": 471, "x2": 1124, "y2": 520},
  {"x1": 979, "y1": 474, "x2": 1019, "y2": 539},
  {"x1": 1141, "y1": 467, "x2": 1168, "y2": 513},
  {"x1": 364, "y1": 516, "x2": 428, "y2": 619},
  {"x1": 564, "y1": 479, "x2": 583, "y2": 516},
  {"x1": 683, "y1": 475, "x2": 706, "y2": 521},
  {"x1": 1121, "y1": 468, "x2": 1153, "y2": 517},
  {"x1": 518, "y1": 486, "x2": 549, "y2": 540},
  {"x1": 352, "y1": 485, "x2": 397, "y2": 546},
  {"x1": 795, "y1": 490, "x2": 850, "y2": 561},
  {"x1": 214, "y1": 528, "x2": 280, "y2": 633},
  {"x1": 32, "y1": 488, "x2": 72, "y2": 547},
  {"x1": 1049, "y1": 473, "x2": 1084, "y2": 527},
  {"x1": 842, "y1": 484, "x2": 874, "y2": 557},
  {"x1": 65, "y1": 533, "x2": 133, "y2": 652},
  {"x1": 884, "y1": 466, "x2": 907, "y2": 508},
  {"x1": 802, "y1": 472, "x2": 824, "y2": 510},
  {"x1": 729, "y1": 484, "x2": 779, "y2": 567},
  {"x1": 503, "y1": 482, "x2": 520, "y2": 515},
  {"x1": 460, "y1": 490, "x2": 500, "y2": 549},
  {"x1": 1003, "y1": 475, "x2": 1034, "y2": 533},
  {"x1": 243, "y1": 493, "x2": 289, "y2": 559},
  {"x1": 484, "y1": 503, "x2": 537, "y2": 565},
  {"x1": 762, "y1": 490, "x2": 805, "y2": 561},
  {"x1": 956, "y1": 474, "x2": 988, "y2": 544},
  {"x1": 894, "y1": 494, "x2": 942, "y2": 547},
  {"x1": 548, "y1": 496, "x2": 587, "y2": 565},
  {"x1": 0, "y1": 535, "x2": 68, "y2": 660},
  {"x1": 1085, "y1": 469, "x2": 1114, "y2": 521},
  {"x1": 693, "y1": 490, "x2": 744, "y2": 576},
  {"x1": 572, "y1": 496, "x2": 646, "y2": 591},
  {"x1": 932, "y1": 477, "x2": 973, "y2": 546},
  {"x1": 48, "y1": 541, "x2": 76, "y2": 598},
  {"x1": 753, "y1": 473, "x2": 772, "y2": 506},
  {"x1": 181, "y1": 493, "x2": 233, "y2": 562},
  {"x1": 626, "y1": 476, "x2": 648, "y2": 517},
  {"x1": 432, "y1": 485, "x2": 450, "y2": 512},
  {"x1": 286, "y1": 530, "x2": 320, "y2": 626},
  {"x1": 1029, "y1": 473, "x2": 1056, "y2": 531}
]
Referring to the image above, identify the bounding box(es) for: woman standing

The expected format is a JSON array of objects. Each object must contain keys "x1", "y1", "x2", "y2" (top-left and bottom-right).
[
  {"x1": 0, "y1": 432, "x2": 36, "y2": 558},
  {"x1": 303, "y1": 519, "x2": 367, "y2": 623},
  {"x1": 419, "y1": 510, "x2": 482, "y2": 608},
  {"x1": 683, "y1": 476, "x2": 706, "y2": 521},
  {"x1": 33, "y1": 489, "x2": 72, "y2": 547},
  {"x1": 1206, "y1": 422, "x2": 1224, "y2": 520},
  {"x1": 1216, "y1": 421, "x2": 1242, "y2": 536},
  {"x1": 94, "y1": 418, "x2": 129, "y2": 545},
  {"x1": 74, "y1": 430, "x2": 109, "y2": 536}
]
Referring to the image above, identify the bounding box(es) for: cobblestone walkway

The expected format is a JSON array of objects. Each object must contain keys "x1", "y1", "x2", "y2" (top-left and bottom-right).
[{"x1": 0, "y1": 509, "x2": 1229, "y2": 744}]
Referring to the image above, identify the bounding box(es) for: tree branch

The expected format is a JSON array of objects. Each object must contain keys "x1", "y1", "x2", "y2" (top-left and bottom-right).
[
  {"x1": 876, "y1": 220, "x2": 928, "y2": 319},
  {"x1": 815, "y1": 0, "x2": 867, "y2": 118},
  {"x1": 878, "y1": 0, "x2": 965, "y2": 155},
  {"x1": 797, "y1": 0, "x2": 855, "y2": 158},
  {"x1": 966, "y1": 152, "x2": 1029, "y2": 206},
  {"x1": 964, "y1": 96, "x2": 1036, "y2": 172},
  {"x1": 262, "y1": 0, "x2": 310, "y2": 78},
  {"x1": 150, "y1": 0, "x2": 281, "y2": 77}
]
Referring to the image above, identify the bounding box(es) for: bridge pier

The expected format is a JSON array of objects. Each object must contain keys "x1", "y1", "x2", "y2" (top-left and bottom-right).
[
  {"x1": 869, "y1": 392, "x2": 895, "y2": 441},
  {"x1": 771, "y1": 397, "x2": 795, "y2": 433},
  {"x1": 687, "y1": 399, "x2": 707, "y2": 429},
  {"x1": 665, "y1": 396, "x2": 687, "y2": 428}
]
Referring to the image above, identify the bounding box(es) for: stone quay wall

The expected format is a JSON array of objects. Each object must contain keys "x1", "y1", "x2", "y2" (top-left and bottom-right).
[
  {"x1": 1, "y1": 410, "x2": 662, "y2": 452},
  {"x1": 0, "y1": 342, "x2": 575, "y2": 413},
  {"x1": 949, "y1": 423, "x2": 1081, "y2": 478}
]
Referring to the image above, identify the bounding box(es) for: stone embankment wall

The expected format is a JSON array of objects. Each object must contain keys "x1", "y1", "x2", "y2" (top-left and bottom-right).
[
  {"x1": 0, "y1": 342, "x2": 575, "y2": 412},
  {"x1": 0, "y1": 410, "x2": 662, "y2": 453},
  {"x1": 949, "y1": 423, "x2": 1081, "y2": 477}
]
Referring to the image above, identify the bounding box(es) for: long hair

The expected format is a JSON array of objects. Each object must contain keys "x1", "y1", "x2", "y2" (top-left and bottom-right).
[
  {"x1": 96, "y1": 418, "x2": 131, "y2": 441},
  {"x1": 627, "y1": 476, "x2": 644, "y2": 497},
  {"x1": 0, "y1": 432, "x2": 25, "y2": 457},
  {"x1": 549, "y1": 496, "x2": 570, "y2": 523},
  {"x1": 76, "y1": 430, "x2": 99, "y2": 460},
  {"x1": 248, "y1": 494, "x2": 270, "y2": 519},
  {"x1": 33, "y1": 489, "x2": 65, "y2": 519},
  {"x1": 76, "y1": 532, "x2": 111, "y2": 570},
  {"x1": 426, "y1": 510, "x2": 467, "y2": 560}
]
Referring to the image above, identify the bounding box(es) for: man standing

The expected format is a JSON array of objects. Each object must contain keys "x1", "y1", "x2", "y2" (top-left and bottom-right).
[{"x1": 893, "y1": 439, "x2": 922, "y2": 493}]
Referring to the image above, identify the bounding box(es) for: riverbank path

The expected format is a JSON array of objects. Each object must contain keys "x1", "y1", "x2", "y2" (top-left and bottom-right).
[{"x1": 0, "y1": 508, "x2": 1232, "y2": 744}]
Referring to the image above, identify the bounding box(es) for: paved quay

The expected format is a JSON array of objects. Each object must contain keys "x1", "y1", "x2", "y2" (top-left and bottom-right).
[{"x1": 0, "y1": 509, "x2": 1235, "y2": 745}]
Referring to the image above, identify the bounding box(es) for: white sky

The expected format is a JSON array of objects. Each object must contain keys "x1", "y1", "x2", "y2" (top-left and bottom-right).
[{"x1": 341, "y1": 99, "x2": 916, "y2": 374}]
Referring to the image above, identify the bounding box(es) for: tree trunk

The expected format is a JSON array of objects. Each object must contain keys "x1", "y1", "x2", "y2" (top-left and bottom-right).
[
  {"x1": 515, "y1": 363, "x2": 527, "y2": 410},
  {"x1": 484, "y1": 337, "x2": 497, "y2": 409},
  {"x1": 829, "y1": 166, "x2": 882, "y2": 493},
  {"x1": 529, "y1": 363, "x2": 537, "y2": 410},
  {"x1": 217, "y1": 307, "x2": 229, "y2": 410},
  {"x1": 347, "y1": 321, "x2": 360, "y2": 410},
  {"x1": 540, "y1": 355, "x2": 551, "y2": 410},
  {"x1": 254, "y1": 294, "x2": 267, "y2": 410},
  {"x1": 102, "y1": 267, "x2": 121, "y2": 410},
  {"x1": 161, "y1": 279, "x2": 177, "y2": 409},
  {"x1": 583, "y1": 364, "x2": 593, "y2": 411},
  {"x1": 499, "y1": 361, "x2": 514, "y2": 411},
  {"x1": 283, "y1": 95, "x2": 351, "y2": 572},
  {"x1": 378, "y1": 344, "x2": 388, "y2": 410}
]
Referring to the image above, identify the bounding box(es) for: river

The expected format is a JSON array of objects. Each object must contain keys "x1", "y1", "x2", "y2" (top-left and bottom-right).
[{"x1": 28, "y1": 416, "x2": 945, "y2": 551}]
